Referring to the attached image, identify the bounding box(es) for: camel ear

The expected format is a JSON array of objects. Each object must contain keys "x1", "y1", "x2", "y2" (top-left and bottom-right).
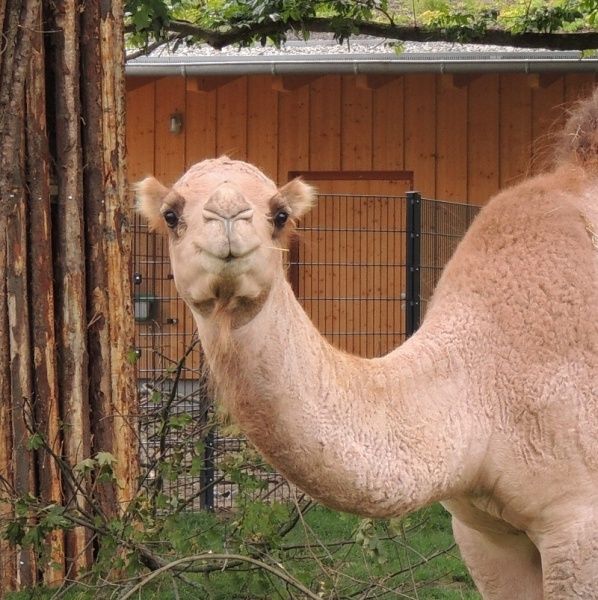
[
  {"x1": 278, "y1": 178, "x2": 316, "y2": 220},
  {"x1": 135, "y1": 176, "x2": 170, "y2": 234}
]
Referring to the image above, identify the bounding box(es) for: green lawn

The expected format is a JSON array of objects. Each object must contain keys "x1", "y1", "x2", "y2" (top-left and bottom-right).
[{"x1": 9, "y1": 504, "x2": 480, "y2": 599}]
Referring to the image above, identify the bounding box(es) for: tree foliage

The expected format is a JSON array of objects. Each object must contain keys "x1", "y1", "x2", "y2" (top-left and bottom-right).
[
  {"x1": 125, "y1": 0, "x2": 598, "y2": 55},
  {"x1": 2, "y1": 342, "x2": 470, "y2": 599}
]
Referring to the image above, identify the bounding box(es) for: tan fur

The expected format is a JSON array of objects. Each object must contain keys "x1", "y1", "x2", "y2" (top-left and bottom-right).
[
  {"x1": 278, "y1": 178, "x2": 316, "y2": 219},
  {"x1": 556, "y1": 88, "x2": 598, "y2": 168},
  {"x1": 135, "y1": 176, "x2": 170, "y2": 234},
  {"x1": 138, "y1": 89, "x2": 598, "y2": 600}
]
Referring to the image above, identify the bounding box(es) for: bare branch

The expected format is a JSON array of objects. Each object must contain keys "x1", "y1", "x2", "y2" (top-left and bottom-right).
[
  {"x1": 126, "y1": 34, "x2": 185, "y2": 61},
  {"x1": 119, "y1": 553, "x2": 323, "y2": 600},
  {"x1": 136, "y1": 18, "x2": 598, "y2": 51}
]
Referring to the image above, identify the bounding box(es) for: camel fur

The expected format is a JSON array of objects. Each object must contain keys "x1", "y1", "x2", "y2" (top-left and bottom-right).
[{"x1": 137, "y1": 90, "x2": 598, "y2": 599}]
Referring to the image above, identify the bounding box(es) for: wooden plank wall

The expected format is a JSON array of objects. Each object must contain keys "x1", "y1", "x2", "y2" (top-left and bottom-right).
[
  {"x1": 128, "y1": 72, "x2": 596, "y2": 203},
  {"x1": 126, "y1": 71, "x2": 596, "y2": 364}
]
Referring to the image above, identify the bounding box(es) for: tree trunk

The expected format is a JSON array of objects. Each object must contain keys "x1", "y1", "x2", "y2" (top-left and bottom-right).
[
  {"x1": 80, "y1": 0, "x2": 138, "y2": 516},
  {"x1": 0, "y1": 0, "x2": 43, "y2": 590},
  {"x1": 99, "y1": 0, "x2": 139, "y2": 511},
  {"x1": 48, "y1": 0, "x2": 93, "y2": 575},
  {"x1": 80, "y1": 0, "x2": 119, "y2": 518},
  {"x1": 26, "y1": 5, "x2": 65, "y2": 585},
  {"x1": 0, "y1": 0, "x2": 137, "y2": 591},
  {"x1": 0, "y1": 218, "x2": 16, "y2": 593},
  {"x1": 6, "y1": 170, "x2": 36, "y2": 588}
]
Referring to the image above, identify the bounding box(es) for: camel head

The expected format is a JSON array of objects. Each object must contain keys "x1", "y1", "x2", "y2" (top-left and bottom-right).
[{"x1": 136, "y1": 157, "x2": 315, "y2": 327}]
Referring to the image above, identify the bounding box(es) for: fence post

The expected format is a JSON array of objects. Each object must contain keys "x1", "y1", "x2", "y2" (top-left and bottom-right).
[
  {"x1": 201, "y1": 428, "x2": 215, "y2": 511},
  {"x1": 288, "y1": 237, "x2": 300, "y2": 296},
  {"x1": 405, "y1": 191, "x2": 422, "y2": 337},
  {"x1": 197, "y1": 346, "x2": 215, "y2": 511}
]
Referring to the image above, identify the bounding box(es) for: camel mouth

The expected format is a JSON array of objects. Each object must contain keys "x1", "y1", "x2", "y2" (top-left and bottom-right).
[
  {"x1": 196, "y1": 241, "x2": 260, "y2": 260},
  {"x1": 194, "y1": 244, "x2": 261, "y2": 274}
]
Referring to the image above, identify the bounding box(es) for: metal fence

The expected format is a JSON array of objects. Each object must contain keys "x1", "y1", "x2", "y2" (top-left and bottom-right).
[
  {"x1": 289, "y1": 192, "x2": 408, "y2": 358},
  {"x1": 133, "y1": 193, "x2": 480, "y2": 510}
]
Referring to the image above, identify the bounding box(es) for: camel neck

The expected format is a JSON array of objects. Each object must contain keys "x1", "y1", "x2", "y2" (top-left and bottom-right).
[{"x1": 196, "y1": 276, "x2": 473, "y2": 517}]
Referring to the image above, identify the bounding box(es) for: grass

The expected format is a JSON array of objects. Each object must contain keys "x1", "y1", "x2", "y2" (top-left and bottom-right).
[{"x1": 8, "y1": 504, "x2": 480, "y2": 600}]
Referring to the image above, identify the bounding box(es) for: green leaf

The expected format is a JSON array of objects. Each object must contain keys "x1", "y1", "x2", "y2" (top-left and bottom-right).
[
  {"x1": 155, "y1": 493, "x2": 170, "y2": 509},
  {"x1": 75, "y1": 457, "x2": 96, "y2": 473},
  {"x1": 4, "y1": 520, "x2": 25, "y2": 546},
  {"x1": 168, "y1": 413, "x2": 192, "y2": 430},
  {"x1": 40, "y1": 505, "x2": 71, "y2": 531},
  {"x1": 14, "y1": 499, "x2": 29, "y2": 518},
  {"x1": 158, "y1": 461, "x2": 180, "y2": 481},
  {"x1": 189, "y1": 454, "x2": 203, "y2": 476},
  {"x1": 97, "y1": 471, "x2": 117, "y2": 483},
  {"x1": 126, "y1": 349, "x2": 139, "y2": 365},
  {"x1": 23, "y1": 525, "x2": 44, "y2": 550},
  {"x1": 27, "y1": 432, "x2": 44, "y2": 451},
  {"x1": 96, "y1": 451, "x2": 118, "y2": 468}
]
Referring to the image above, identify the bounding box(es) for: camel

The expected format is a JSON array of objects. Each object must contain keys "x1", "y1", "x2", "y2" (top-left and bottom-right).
[{"x1": 136, "y1": 89, "x2": 598, "y2": 599}]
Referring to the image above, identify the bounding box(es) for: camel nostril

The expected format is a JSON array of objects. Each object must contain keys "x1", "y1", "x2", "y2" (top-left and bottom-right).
[
  {"x1": 234, "y1": 208, "x2": 253, "y2": 222},
  {"x1": 203, "y1": 207, "x2": 253, "y2": 223},
  {"x1": 204, "y1": 184, "x2": 253, "y2": 221}
]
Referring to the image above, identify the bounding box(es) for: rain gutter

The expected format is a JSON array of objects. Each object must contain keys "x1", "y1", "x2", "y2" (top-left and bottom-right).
[{"x1": 126, "y1": 51, "x2": 598, "y2": 77}]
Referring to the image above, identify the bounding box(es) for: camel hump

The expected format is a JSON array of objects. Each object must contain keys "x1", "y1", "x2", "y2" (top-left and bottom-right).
[{"x1": 556, "y1": 88, "x2": 598, "y2": 168}]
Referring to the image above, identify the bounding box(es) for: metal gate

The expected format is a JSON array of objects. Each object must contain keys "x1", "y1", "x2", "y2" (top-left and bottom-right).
[{"x1": 133, "y1": 193, "x2": 480, "y2": 510}]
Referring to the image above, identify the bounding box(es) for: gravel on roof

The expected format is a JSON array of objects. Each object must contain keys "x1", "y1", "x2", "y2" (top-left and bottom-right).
[{"x1": 133, "y1": 35, "x2": 557, "y2": 59}]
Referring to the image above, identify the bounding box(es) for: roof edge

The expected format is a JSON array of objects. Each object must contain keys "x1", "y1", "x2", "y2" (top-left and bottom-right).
[{"x1": 125, "y1": 52, "x2": 598, "y2": 76}]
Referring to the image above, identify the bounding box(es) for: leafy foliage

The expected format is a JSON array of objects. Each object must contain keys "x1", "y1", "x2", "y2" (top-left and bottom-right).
[
  {"x1": 124, "y1": 0, "x2": 598, "y2": 53},
  {"x1": 0, "y1": 342, "x2": 476, "y2": 599}
]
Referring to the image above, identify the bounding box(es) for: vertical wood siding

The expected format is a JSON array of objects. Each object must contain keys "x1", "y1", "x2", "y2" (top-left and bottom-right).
[
  {"x1": 531, "y1": 76, "x2": 566, "y2": 175},
  {"x1": 127, "y1": 71, "x2": 595, "y2": 203},
  {"x1": 216, "y1": 77, "x2": 248, "y2": 158},
  {"x1": 404, "y1": 74, "x2": 437, "y2": 196},
  {"x1": 310, "y1": 76, "x2": 342, "y2": 170},
  {"x1": 436, "y1": 77, "x2": 468, "y2": 201},
  {"x1": 185, "y1": 82, "x2": 216, "y2": 169},
  {"x1": 468, "y1": 74, "x2": 499, "y2": 205},
  {"x1": 277, "y1": 83, "x2": 310, "y2": 183},
  {"x1": 247, "y1": 75, "x2": 279, "y2": 179},
  {"x1": 372, "y1": 76, "x2": 405, "y2": 171}
]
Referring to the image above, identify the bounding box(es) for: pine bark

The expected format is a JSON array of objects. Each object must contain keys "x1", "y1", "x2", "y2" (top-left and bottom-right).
[
  {"x1": 47, "y1": 0, "x2": 95, "y2": 575},
  {"x1": 26, "y1": 5, "x2": 66, "y2": 585},
  {"x1": 0, "y1": 221, "x2": 16, "y2": 592},
  {"x1": 0, "y1": 0, "x2": 43, "y2": 589},
  {"x1": 99, "y1": 0, "x2": 139, "y2": 510},
  {"x1": 0, "y1": 0, "x2": 137, "y2": 591},
  {"x1": 6, "y1": 162, "x2": 36, "y2": 588},
  {"x1": 81, "y1": 0, "x2": 119, "y2": 517},
  {"x1": 80, "y1": 0, "x2": 138, "y2": 517}
]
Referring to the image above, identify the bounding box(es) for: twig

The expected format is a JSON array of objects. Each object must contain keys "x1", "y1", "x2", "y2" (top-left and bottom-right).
[
  {"x1": 145, "y1": 337, "x2": 201, "y2": 506},
  {"x1": 20, "y1": 406, "x2": 108, "y2": 526},
  {"x1": 119, "y1": 553, "x2": 322, "y2": 600},
  {"x1": 171, "y1": 473, "x2": 227, "y2": 515},
  {"x1": 126, "y1": 35, "x2": 184, "y2": 61},
  {"x1": 171, "y1": 574, "x2": 180, "y2": 600}
]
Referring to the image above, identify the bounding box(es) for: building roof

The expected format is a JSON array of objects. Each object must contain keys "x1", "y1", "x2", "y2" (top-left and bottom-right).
[{"x1": 126, "y1": 38, "x2": 598, "y2": 76}]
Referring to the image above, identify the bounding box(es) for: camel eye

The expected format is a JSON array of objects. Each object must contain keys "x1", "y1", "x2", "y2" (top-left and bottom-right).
[
  {"x1": 163, "y1": 209, "x2": 179, "y2": 228},
  {"x1": 274, "y1": 210, "x2": 289, "y2": 228}
]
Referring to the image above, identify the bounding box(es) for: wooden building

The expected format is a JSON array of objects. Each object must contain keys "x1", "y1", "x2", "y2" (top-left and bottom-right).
[{"x1": 126, "y1": 52, "x2": 598, "y2": 370}]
